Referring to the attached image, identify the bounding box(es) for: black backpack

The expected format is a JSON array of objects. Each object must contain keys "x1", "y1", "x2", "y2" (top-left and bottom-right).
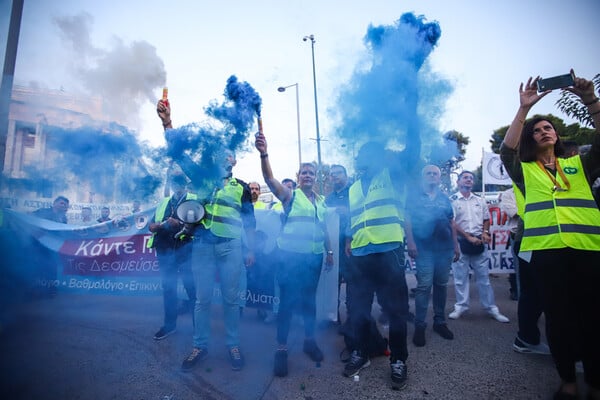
[{"x1": 339, "y1": 316, "x2": 389, "y2": 362}]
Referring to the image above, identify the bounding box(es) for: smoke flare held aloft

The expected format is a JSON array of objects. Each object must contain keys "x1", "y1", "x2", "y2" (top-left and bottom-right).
[{"x1": 164, "y1": 75, "x2": 262, "y2": 198}]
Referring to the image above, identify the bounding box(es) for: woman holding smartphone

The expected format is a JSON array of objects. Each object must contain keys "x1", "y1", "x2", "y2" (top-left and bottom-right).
[{"x1": 500, "y1": 71, "x2": 600, "y2": 400}]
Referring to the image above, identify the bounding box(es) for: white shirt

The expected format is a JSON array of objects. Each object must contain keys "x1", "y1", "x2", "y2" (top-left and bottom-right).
[{"x1": 451, "y1": 191, "x2": 489, "y2": 236}]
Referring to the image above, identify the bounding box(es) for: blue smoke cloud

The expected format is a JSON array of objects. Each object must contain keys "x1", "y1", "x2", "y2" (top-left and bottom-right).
[
  {"x1": 332, "y1": 12, "x2": 454, "y2": 161},
  {"x1": 165, "y1": 75, "x2": 262, "y2": 198},
  {"x1": 39, "y1": 123, "x2": 160, "y2": 199},
  {"x1": 11, "y1": 75, "x2": 261, "y2": 203}
]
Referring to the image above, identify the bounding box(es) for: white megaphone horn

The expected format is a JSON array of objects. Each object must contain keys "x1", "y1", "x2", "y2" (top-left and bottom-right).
[{"x1": 174, "y1": 200, "x2": 205, "y2": 239}]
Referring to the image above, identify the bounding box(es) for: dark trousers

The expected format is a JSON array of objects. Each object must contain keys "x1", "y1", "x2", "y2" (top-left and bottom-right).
[
  {"x1": 338, "y1": 251, "x2": 351, "y2": 323},
  {"x1": 513, "y1": 240, "x2": 544, "y2": 345},
  {"x1": 531, "y1": 248, "x2": 600, "y2": 388},
  {"x1": 349, "y1": 248, "x2": 409, "y2": 362},
  {"x1": 276, "y1": 249, "x2": 323, "y2": 345},
  {"x1": 157, "y1": 245, "x2": 195, "y2": 330}
]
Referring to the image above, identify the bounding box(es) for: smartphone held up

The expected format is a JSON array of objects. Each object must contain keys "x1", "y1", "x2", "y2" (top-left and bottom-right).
[{"x1": 537, "y1": 72, "x2": 575, "y2": 92}]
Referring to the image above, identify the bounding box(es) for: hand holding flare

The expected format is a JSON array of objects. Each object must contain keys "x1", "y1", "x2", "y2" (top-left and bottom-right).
[
  {"x1": 157, "y1": 87, "x2": 171, "y2": 128},
  {"x1": 162, "y1": 87, "x2": 169, "y2": 107},
  {"x1": 255, "y1": 123, "x2": 268, "y2": 156}
]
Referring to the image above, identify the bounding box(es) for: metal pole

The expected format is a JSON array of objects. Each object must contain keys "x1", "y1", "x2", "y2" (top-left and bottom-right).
[
  {"x1": 293, "y1": 83, "x2": 302, "y2": 169},
  {"x1": 303, "y1": 34, "x2": 322, "y2": 192},
  {"x1": 0, "y1": 0, "x2": 25, "y2": 173}
]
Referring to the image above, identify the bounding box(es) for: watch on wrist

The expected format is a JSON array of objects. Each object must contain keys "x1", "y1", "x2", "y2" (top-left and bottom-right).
[{"x1": 327, "y1": 250, "x2": 333, "y2": 255}]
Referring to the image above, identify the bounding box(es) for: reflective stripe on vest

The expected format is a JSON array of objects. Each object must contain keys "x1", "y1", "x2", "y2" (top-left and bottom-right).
[
  {"x1": 521, "y1": 155, "x2": 600, "y2": 251},
  {"x1": 349, "y1": 168, "x2": 404, "y2": 249},
  {"x1": 202, "y1": 178, "x2": 244, "y2": 238},
  {"x1": 277, "y1": 189, "x2": 327, "y2": 254},
  {"x1": 147, "y1": 192, "x2": 198, "y2": 248}
]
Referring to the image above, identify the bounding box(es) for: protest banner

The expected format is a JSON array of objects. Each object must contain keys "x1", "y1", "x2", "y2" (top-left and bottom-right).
[{"x1": 2, "y1": 197, "x2": 515, "y2": 326}]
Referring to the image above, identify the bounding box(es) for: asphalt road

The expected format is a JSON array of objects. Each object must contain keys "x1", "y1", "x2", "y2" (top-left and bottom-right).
[{"x1": 0, "y1": 274, "x2": 580, "y2": 400}]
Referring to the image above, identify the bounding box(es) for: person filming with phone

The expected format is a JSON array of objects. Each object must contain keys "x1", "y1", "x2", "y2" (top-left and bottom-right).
[{"x1": 500, "y1": 70, "x2": 600, "y2": 400}]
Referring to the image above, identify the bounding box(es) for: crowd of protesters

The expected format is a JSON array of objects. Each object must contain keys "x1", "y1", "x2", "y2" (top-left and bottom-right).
[{"x1": 8, "y1": 72, "x2": 598, "y2": 399}]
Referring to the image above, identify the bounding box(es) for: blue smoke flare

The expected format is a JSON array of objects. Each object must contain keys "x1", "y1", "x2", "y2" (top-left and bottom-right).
[
  {"x1": 165, "y1": 75, "x2": 262, "y2": 198},
  {"x1": 333, "y1": 12, "x2": 454, "y2": 163}
]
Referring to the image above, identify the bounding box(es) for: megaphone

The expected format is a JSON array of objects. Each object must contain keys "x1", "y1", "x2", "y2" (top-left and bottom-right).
[
  {"x1": 176, "y1": 200, "x2": 205, "y2": 223},
  {"x1": 174, "y1": 200, "x2": 205, "y2": 240}
]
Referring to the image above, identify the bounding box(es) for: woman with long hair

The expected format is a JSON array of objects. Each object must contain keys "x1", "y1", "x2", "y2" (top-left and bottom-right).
[{"x1": 501, "y1": 71, "x2": 600, "y2": 400}]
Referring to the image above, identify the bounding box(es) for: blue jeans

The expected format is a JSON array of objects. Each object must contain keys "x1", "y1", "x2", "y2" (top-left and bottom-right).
[
  {"x1": 192, "y1": 237, "x2": 243, "y2": 349},
  {"x1": 413, "y1": 247, "x2": 453, "y2": 328},
  {"x1": 157, "y1": 245, "x2": 194, "y2": 330}
]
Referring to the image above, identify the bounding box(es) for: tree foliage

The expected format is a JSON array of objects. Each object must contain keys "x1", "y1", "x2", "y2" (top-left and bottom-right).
[{"x1": 426, "y1": 130, "x2": 469, "y2": 193}]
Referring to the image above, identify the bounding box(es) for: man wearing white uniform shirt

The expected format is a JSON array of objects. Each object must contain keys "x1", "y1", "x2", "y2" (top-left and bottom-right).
[{"x1": 449, "y1": 171, "x2": 509, "y2": 323}]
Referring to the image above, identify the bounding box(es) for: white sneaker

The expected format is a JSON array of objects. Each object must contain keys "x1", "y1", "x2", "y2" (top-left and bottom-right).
[
  {"x1": 489, "y1": 310, "x2": 509, "y2": 323},
  {"x1": 448, "y1": 307, "x2": 466, "y2": 320}
]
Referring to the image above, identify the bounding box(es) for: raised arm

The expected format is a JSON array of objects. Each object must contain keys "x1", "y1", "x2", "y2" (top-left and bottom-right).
[
  {"x1": 156, "y1": 99, "x2": 205, "y2": 188},
  {"x1": 254, "y1": 132, "x2": 293, "y2": 205},
  {"x1": 503, "y1": 76, "x2": 549, "y2": 150}
]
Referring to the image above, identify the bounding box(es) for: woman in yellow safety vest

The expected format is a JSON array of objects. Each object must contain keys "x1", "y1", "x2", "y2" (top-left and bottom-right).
[
  {"x1": 501, "y1": 71, "x2": 600, "y2": 400},
  {"x1": 255, "y1": 130, "x2": 333, "y2": 378}
]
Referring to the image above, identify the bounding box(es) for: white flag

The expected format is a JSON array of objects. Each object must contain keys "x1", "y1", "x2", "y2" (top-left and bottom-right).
[{"x1": 483, "y1": 152, "x2": 512, "y2": 185}]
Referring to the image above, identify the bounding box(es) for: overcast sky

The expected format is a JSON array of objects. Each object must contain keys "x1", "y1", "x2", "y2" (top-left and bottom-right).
[{"x1": 2, "y1": 0, "x2": 599, "y2": 185}]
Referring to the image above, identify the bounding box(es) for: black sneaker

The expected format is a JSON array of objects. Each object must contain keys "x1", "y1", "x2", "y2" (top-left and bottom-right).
[
  {"x1": 343, "y1": 350, "x2": 370, "y2": 377},
  {"x1": 390, "y1": 359, "x2": 408, "y2": 390},
  {"x1": 153, "y1": 326, "x2": 176, "y2": 340},
  {"x1": 181, "y1": 347, "x2": 208, "y2": 371},
  {"x1": 229, "y1": 346, "x2": 245, "y2": 371},
  {"x1": 433, "y1": 324, "x2": 454, "y2": 340},
  {"x1": 303, "y1": 339, "x2": 324, "y2": 362},
  {"x1": 274, "y1": 349, "x2": 288, "y2": 377},
  {"x1": 412, "y1": 326, "x2": 426, "y2": 347}
]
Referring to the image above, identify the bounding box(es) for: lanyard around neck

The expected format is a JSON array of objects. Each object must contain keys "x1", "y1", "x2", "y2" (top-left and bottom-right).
[{"x1": 535, "y1": 159, "x2": 570, "y2": 192}]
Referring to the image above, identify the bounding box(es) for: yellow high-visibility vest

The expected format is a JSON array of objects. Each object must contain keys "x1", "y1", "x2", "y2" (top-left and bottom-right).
[
  {"x1": 253, "y1": 201, "x2": 268, "y2": 210},
  {"x1": 277, "y1": 189, "x2": 327, "y2": 254},
  {"x1": 202, "y1": 178, "x2": 244, "y2": 239},
  {"x1": 349, "y1": 168, "x2": 404, "y2": 249},
  {"x1": 521, "y1": 155, "x2": 600, "y2": 251}
]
